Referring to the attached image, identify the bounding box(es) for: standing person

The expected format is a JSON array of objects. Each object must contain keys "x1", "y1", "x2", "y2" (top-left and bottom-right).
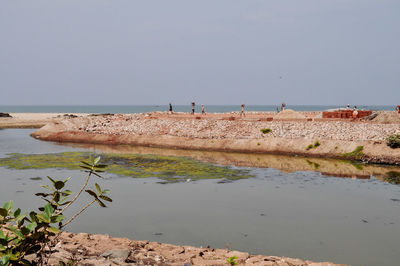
[
  {"x1": 346, "y1": 104, "x2": 351, "y2": 110},
  {"x1": 169, "y1": 103, "x2": 173, "y2": 114},
  {"x1": 240, "y1": 104, "x2": 245, "y2": 117},
  {"x1": 201, "y1": 105, "x2": 206, "y2": 115},
  {"x1": 352, "y1": 106, "x2": 358, "y2": 119},
  {"x1": 281, "y1": 102, "x2": 286, "y2": 111},
  {"x1": 191, "y1": 102, "x2": 195, "y2": 115}
]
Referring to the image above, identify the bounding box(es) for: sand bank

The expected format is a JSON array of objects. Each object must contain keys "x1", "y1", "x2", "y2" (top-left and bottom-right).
[
  {"x1": 0, "y1": 113, "x2": 87, "y2": 128},
  {"x1": 31, "y1": 112, "x2": 400, "y2": 165}
]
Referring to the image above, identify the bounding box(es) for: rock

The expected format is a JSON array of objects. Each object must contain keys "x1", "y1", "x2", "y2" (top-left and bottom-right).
[
  {"x1": 101, "y1": 249, "x2": 131, "y2": 260},
  {"x1": 0, "y1": 112, "x2": 12, "y2": 118}
]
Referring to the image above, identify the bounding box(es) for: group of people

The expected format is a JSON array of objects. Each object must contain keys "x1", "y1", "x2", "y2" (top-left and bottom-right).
[
  {"x1": 346, "y1": 104, "x2": 359, "y2": 118},
  {"x1": 168, "y1": 102, "x2": 207, "y2": 115},
  {"x1": 169, "y1": 102, "x2": 287, "y2": 116}
]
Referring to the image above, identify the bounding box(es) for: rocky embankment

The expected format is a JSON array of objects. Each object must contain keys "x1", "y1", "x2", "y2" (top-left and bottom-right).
[
  {"x1": 33, "y1": 232, "x2": 345, "y2": 265},
  {"x1": 32, "y1": 112, "x2": 400, "y2": 164}
]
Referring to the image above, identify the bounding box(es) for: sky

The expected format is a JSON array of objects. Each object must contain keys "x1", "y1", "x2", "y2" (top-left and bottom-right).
[{"x1": 0, "y1": 0, "x2": 399, "y2": 106}]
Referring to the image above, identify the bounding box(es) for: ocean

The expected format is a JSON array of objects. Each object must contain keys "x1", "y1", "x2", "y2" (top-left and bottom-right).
[{"x1": 0, "y1": 105, "x2": 396, "y2": 114}]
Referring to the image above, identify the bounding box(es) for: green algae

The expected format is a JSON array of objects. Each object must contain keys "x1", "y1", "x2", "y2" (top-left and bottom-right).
[{"x1": 0, "y1": 152, "x2": 253, "y2": 183}]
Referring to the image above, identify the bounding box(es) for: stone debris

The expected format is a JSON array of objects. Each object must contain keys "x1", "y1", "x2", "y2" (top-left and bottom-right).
[
  {"x1": 30, "y1": 232, "x2": 346, "y2": 266},
  {"x1": 371, "y1": 111, "x2": 400, "y2": 124},
  {"x1": 63, "y1": 112, "x2": 400, "y2": 142},
  {"x1": 274, "y1": 109, "x2": 306, "y2": 120}
]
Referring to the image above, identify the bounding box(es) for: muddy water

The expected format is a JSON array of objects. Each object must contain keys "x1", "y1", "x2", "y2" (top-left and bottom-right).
[{"x1": 0, "y1": 129, "x2": 400, "y2": 266}]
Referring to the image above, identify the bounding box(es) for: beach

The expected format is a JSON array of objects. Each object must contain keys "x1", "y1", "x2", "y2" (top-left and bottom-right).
[{"x1": 25, "y1": 110, "x2": 400, "y2": 165}]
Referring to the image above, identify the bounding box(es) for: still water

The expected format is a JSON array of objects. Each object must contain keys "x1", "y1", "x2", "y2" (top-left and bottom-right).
[{"x1": 0, "y1": 129, "x2": 399, "y2": 266}]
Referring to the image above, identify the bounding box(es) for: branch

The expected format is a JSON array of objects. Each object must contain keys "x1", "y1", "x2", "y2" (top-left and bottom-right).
[
  {"x1": 59, "y1": 169, "x2": 93, "y2": 214},
  {"x1": 61, "y1": 199, "x2": 96, "y2": 228}
]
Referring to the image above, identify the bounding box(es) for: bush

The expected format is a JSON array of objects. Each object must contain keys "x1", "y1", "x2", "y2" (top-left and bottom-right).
[
  {"x1": 0, "y1": 156, "x2": 111, "y2": 265},
  {"x1": 313, "y1": 140, "x2": 321, "y2": 147},
  {"x1": 342, "y1": 146, "x2": 365, "y2": 159},
  {"x1": 386, "y1": 134, "x2": 400, "y2": 149},
  {"x1": 260, "y1": 128, "x2": 272, "y2": 134},
  {"x1": 306, "y1": 144, "x2": 314, "y2": 150}
]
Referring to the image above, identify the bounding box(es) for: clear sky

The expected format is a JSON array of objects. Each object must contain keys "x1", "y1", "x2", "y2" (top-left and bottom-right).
[{"x1": 0, "y1": 0, "x2": 399, "y2": 105}]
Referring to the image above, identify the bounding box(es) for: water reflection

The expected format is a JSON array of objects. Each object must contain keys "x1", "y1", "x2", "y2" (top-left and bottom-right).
[{"x1": 61, "y1": 142, "x2": 400, "y2": 184}]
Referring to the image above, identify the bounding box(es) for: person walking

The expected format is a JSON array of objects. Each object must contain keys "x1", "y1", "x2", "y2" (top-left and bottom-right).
[
  {"x1": 191, "y1": 102, "x2": 195, "y2": 115},
  {"x1": 281, "y1": 102, "x2": 286, "y2": 112},
  {"x1": 240, "y1": 104, "x2": 245, "y2": 117},
  {"x1": 169, "y1": 103, "x2": 173, "y2": 114},
  {"x1": 201, "y1": 105, "x2": 206, "y2": 115}
]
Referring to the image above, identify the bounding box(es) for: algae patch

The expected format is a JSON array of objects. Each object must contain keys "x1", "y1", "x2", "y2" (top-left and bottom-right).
[{"x1": 0, "y1": 152, "x2": 253, "y2": 183}]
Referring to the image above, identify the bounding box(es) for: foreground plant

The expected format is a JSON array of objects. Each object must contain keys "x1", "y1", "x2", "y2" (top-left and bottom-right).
[{"x1": 0, "y1": 156, "x2": 111, "y2": 266}]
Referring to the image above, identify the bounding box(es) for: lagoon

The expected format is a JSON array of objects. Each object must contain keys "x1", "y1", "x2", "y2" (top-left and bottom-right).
[{"x1": 0, "y1": 129, "x2": 399, "y2": 266}]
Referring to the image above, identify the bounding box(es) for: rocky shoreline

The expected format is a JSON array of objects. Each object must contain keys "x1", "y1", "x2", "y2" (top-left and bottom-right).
[
  {"x1": 31, "y1": 111, "x2": 400, "y2": 165},
  {"x1": 32, "y1": 232, "x2": 345, "y2": 265}
]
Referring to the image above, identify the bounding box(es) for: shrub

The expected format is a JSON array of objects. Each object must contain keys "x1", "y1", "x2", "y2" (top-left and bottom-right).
[
  {"x1": 313, "y1": 140, "x2": 321, "y2": 147},
  {"x1": 306, "y1": 144, "x2": 313, "y2": 150},
  {"x1": 260, "y1": 128, "x2": 272, "y2": 134},
  {"x1": 386, "y1": 134, "x2": 400, "y2": 149},
  {"x1": 342, "y1": 146, "x2": 365, "y2": 159},
  {"x1": 227, "y1": 256, "x2": 239, "y2": 265},
  {"x1": 0, "y1": 156, "x2": 111, "y2": 265}
]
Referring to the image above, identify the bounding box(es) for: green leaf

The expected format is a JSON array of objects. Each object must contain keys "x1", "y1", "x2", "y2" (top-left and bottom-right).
[
  {"x1": 94, "y1": 156, "x2": 101, "y2": 165},
  {"x1": 44, "y1": 204, "x2": 54, "y2": 218},
  {"x1": 52, "y1": 214, "x2": 65, "y2": 223},
  {"x1": 30, "y1": 212, "x2": 39, "y2": 223},
  {"x1": 59, "y1": 261, "x2": 66, "y2": 266},
  {"x1": 0, "y1": 208, "x2": 7, "y2": 217},
  {"x1": 35, "y1": 192, "x2": 51, "y2": 197},
  {"x1": 47, "y1": 176, "x2": 56, "y2": 184},
  {"x1": 80, "y1": 161, "x2": 91, "y2": 167},
  {"x1": 94, "y1": 164, "x2": 107, "y2": 168},
  {"x1": 13, "y1": 208, "x2": 21, "y2": 218},
  {"x1": 26, "y1": 222, "x2": 37, "y2": 233},
  {"x1": 54, "y1": 181, "x2": 65, "y2": 190},
  {"x1": 99, "y1": 195, "x2": 112, "y2": 202},
  {"x1": 41, "y1": 185, "x2": 55, "y2": 191},
  {"x1": 37, "y1": 213, "x2": 50, "y2": 223},
  {"x1": 85, "y1": 190, "x2": 98, "y2": 199},
  {"x1": 102, "y1": 189, "x2": 110, "y2": 194},
  {"x1": 3, "y1": 201, "x2": 13, "y2": 211},
  {"x1": 91, "y1": 172, "x2": 103, "y2": 178},
  {"x1": 61, "y1": 190, "x2": 73, "y2": 196},
  {"x1": 63, "y1": 177, "x2": 71, "y2": 183},
  {"x1": 95, "y1": 183, "x2": 101, "y2": 194},
  {"x1": 0, "y1": 255, "x2": 10, "y2": 266},
  {"x1": 79, "y1": 165, "x2": 93, "y2": 171},
  {"x1": 95, "y1": 199, "x2": 106, "y2": 208},
  {"x1": 5, "y1": 226, "x2": 24, "y2": 240}
]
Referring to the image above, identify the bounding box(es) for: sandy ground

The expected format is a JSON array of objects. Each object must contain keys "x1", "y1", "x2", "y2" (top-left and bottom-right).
[{"x1": 0, "y1": 113, "x2": 87, "y2": 128}]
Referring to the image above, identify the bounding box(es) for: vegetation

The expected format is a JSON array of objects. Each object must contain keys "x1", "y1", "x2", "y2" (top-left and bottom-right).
[
  {"x1": 260, "y1": 128, "x2": 272, "y2": 134},
  {"x1": 306, "y1": 140, "x2": 321, "y2": 150},
  {"x1": 0, "y1": 152, "x2": 253, "y2": 183},
  {"x1": 0, "y1": 156, "x2": 111, "y2": 265},
  {"x1": 342, "y1": 146, "x2": 365, "y2": 160},
  {"x1": 386, "y1": 134, "x2": 400, "y2": 149},
  {"x1": 227, "y1": 256, "x2": 239, "y2": 265},
  {"x1": 384, "y1": 171, "x2": 400, "y2": 185}
]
